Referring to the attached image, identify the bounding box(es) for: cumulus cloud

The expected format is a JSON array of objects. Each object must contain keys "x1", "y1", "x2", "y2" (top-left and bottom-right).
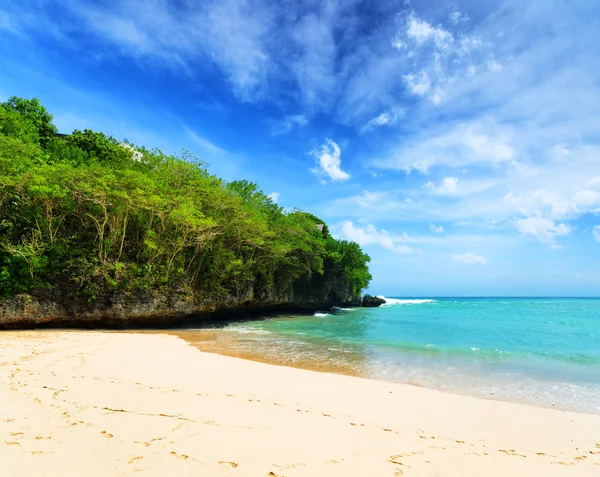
[
  {"x1": 514, "y1": 216, "x2": 571, "y2": 244},
  {"x1": 453, "y1": 252, "x2": 487, "y2": 265},
  {"x1": 405, "y1": 14, "x2": 453, "y2": 49},
  {"x1": 310, "y1": 139, "x2": 350, "y2": 182},
  {"x1": 424, "y1": 177, "x2": 458, "y2": 195},
  {"x1": 338, "y1": 221, "x2": 414, "y2": 254},
  {"x1": 430, "y1": 223, "x2": 444, "y2": 233}
]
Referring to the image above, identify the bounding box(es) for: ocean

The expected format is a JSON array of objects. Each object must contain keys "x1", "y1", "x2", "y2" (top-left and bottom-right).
[{"x1": 172, "y1": 297, "x2": 600, "y2": 414}]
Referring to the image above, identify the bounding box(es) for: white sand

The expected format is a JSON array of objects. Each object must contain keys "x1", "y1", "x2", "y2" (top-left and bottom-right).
[{"x1": 1, "y1": 331, "x2": 599, "y2": 476}]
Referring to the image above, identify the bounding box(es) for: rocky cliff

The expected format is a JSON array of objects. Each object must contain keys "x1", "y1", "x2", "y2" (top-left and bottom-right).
[{"x1": 0, "y1": 275, "x2": 361, "y2": 329}]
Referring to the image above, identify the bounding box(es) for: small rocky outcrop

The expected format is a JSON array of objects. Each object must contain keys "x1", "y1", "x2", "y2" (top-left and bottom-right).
[{"x1": 362, "y1": 294, "x2": 386, "y2": 307}]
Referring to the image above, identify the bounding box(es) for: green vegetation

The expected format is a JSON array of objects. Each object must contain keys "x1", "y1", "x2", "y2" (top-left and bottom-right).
[{"x1": 0, "y1": 97, "x2": 371, "y2": 303}]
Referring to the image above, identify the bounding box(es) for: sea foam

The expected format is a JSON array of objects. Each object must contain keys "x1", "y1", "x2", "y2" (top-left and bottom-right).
[{"x1": 377, "y1": 296, "x2": 435, "y2": 305}]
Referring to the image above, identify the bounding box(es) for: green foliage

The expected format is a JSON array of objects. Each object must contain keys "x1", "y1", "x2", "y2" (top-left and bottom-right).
[
  {"x1": 0, "y1": 97, "x2": 371, "y2": 301},
  {"x1": 2, "y1": 97, "x2": 57, "y2": 148}
]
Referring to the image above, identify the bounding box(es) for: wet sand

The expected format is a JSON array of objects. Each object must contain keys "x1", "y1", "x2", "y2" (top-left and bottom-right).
[{"x1": 1, "y1": 330, "x2": 599, "y2": 476}]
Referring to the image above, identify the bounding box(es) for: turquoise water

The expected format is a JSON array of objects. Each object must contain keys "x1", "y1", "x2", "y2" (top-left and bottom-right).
[{"x1": 184, "y1": 298, "x2": 600, "y2": 414}]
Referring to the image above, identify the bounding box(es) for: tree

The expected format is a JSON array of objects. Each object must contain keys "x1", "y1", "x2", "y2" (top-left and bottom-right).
[{"x1": 1, "y1": 97, "x2": 57, "y2": 148}]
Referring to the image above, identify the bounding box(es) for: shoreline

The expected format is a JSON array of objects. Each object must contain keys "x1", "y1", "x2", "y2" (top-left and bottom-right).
[
  {"x1": 159, "y1": 327, "x2": 600, "y2": 416},
  {"x1": 2, "y1": 330, "x2": 599, "y2": 476}
]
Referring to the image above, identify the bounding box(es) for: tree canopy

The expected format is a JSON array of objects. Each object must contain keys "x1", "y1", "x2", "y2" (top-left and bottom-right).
[{"x1": 0, "y1": 97, "x2": 371, "y2": 302}]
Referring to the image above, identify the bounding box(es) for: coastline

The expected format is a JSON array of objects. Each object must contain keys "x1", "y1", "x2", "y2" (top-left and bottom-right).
[{"x1": 1, "y1": 331, "x2": 599, "y2": 476}]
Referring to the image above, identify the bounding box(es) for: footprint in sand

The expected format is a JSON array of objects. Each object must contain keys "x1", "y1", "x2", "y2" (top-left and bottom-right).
[
  {"x1": 499, "y1": 449, "x2": 526, "y2": 458},
  {"x1": 170, "y1": 451, "x2": 189, "y2": 460},
  {"x1": 128, "y1": 456, "x2": 143, "y2": 464},
  {"x1": 100, "y1": 430, "x2": 114, "y2": 438},
  {"x1": 218, "y1": 461, "x2": 239, "y2": 468},
  {"x1": 5, "y1": 441, "x2": 21, "y2": 446}
]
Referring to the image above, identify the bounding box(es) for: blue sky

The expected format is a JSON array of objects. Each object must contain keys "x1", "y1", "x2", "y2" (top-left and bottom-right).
[{"x1": 1, "y1": 0, "x2": 600, "y2": 296}]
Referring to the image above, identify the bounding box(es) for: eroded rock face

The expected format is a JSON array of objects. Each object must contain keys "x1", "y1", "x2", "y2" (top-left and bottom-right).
[
  {"x1": 361, "y1": 294, "x2": 386, "y2": 307},
  {"x1": 0, "y1": 275, "x2": 362, "y2": 329}
]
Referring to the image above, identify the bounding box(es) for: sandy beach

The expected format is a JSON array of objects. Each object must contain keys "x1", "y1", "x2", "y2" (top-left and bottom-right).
[{"x1": 1, "y1": 331, "x2": 599, "y2": 476}]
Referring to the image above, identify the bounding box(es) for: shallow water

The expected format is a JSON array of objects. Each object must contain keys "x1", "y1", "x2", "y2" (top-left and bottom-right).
[{"x1": 169, "y1": 297, "x2": 600, "y2": 414}]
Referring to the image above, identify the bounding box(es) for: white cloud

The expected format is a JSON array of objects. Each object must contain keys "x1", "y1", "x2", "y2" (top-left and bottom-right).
[
  {"x1": 430, "y1": 223, "x2": 444, "y2": 233},
  {"x1": 23, "y1": 0, "x2": 273, "y2": 100},
  {"x1": 310, "y1": 139, "x2": 350, "y2": 182},
  {"x1": 406, "y1": 14, "x2": 453, "y2": 49},
  {"x1": 0, "y1": 10, "x2": 19, "y2": 33},
  {"x1": 404, "y1": 72, "x2": 431, "y2": 96},
  {"x1": 271, "y1": 114, "x2": 308, "y2": 136},
  {"x1": 183, "y1": 125, "x2": 225, "y2": 154},
  {"x1": 453, "y1": 252, "x2": 487, "y2": 265},
  {"x1": 449, "y1": 11, "x2": 469, "y2": 25},
  {"x1": 338, "y1": 221, "x2": 414, "y2": 254},
  {"x1": 593, "y1": 226, "x2": 600, "y2": 244},
  {"x1": 424, "y1": 177, "x2": 458, "y2": 195},
  {"x1": 267, "y1": 192, "x2": 280, "y2": 203},
  {"x1": 362, "y1": 111, "x2": 399, "y2": 132},
  {"x1": 392, "y1": 11, "x2": 492, "y2": 104},
  {"x1": 376, "y1": 121, "x2": 516, "y2": 173},
  {"x1": 514, "y1": 216, "x2": 571, "y2": 244},
  {"x1": 487, "y1": 60, "x2": 503, "y2": 72},
  {"x1": 290, "y1": 6, "x2": 337, "y2": 110}
]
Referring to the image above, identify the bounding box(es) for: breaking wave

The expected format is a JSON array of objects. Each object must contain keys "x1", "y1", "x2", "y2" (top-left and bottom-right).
[{"x1": 377, "y1": 296, "x2": 436, "y2": 306}]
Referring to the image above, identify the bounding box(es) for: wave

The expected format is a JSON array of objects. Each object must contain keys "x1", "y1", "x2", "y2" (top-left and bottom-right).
[
  {"x1": 313, "y1": 312, "x2": 331, "y2": 318},
  {"x1": 377, "y1": 296, "x2": 436, "y2": 306},
  {"x1": 230, "y1": 328, "x2": 272, "y2": 335}
]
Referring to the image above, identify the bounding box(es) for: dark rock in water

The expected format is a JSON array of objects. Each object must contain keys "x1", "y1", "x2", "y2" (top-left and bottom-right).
[{"x1": 362, "y1": 294, "x2": 386, "y2": 307}]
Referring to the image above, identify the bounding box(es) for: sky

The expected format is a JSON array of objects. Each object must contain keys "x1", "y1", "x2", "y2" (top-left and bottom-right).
[{"x1": 1, "y1": 0, "x2": 600, "y2": 296}]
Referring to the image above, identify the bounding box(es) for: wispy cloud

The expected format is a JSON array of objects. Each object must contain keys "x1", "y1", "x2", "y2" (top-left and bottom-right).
[
  {"x1": 183, "y1": 124, "x2": 226, "y2": 155},
  {"x1": 336, "y1": 221, "x2": 415, "y2": 254},
  {"x1": 424, "y1": 177, "x2": 458, "y2": 195},
  {"x1": 362, "y1": 111, "x2": 400, "y2": 132},
  {"x1": 310, "y1": 139, "x2": 350, "y2": 182},
  {"x1": 267, "y1": 192, "x2": 280, "y2": 203},
  {"x1": 593, "y1": 226, "x2": 600, "y2": 244},
  {"x1": 271, "y1": 114, "x2": 308, "y2": 136},
  {"x1": 375, "y1": 121, "x2": 516, "y2": 173},
  {"x1": 430, "y1": 223, "x2": 444, "y2": 233},
  {"x1": 453, "y1": 252, "x2": 487, "y2": 265}
]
